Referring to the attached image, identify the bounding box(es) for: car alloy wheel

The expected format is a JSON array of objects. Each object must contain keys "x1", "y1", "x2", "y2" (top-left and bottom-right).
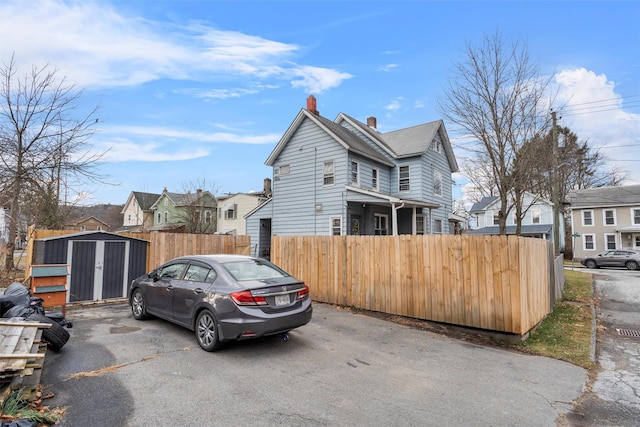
[
  {"x1": 585, "y1": 260, "x2": 597, "y2": 269},
  {"x1": 196, "y1": 310, "x2": 222, "y2": 352},
  {"x1": 131, "y1": 290, "x2": 147, "y2": 320},
  {"x1": 626, "y1": 260, "x2": 639, "y2": 271}
]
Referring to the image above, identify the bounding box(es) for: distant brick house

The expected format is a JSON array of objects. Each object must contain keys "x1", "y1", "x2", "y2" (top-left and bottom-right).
[{"x1": 65, "y1": 216, "x2": 111, "y2": 232}]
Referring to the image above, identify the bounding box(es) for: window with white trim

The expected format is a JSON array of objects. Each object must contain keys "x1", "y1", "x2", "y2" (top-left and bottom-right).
[
  {"x1": 604, "y1": 234, "x2": 617, "y2": 250},
  {"x1": 372, "y1": 168, "x2": 379, "y2": 191},
  {"x1": 224, "y1": 204, "x2": 237, "y2": 220},
  {"x1": 205, "y1": 211, "x2": 212, "y2": 224},
  {"x1": 633, "y1": 208, "x2": 640, "y2": 225},
  {"x1": 431, "y1": 138, "x2": 442, "y2": 153},
  {"x1": 330, "y1": 217, "x2": 341, "y2": 236},
  {"x1": 164, "y1": 212, "x2": 168, "y2": 222},
  {"x1": 277, "y1": 164, "x2": 290, "y2": 175},
  {"x1": 195, "y1": 211, "x2": 201, "y2": 223},
  {"x1": 374, "y1": 214, "x2": 388, "y2": 235},
  {"x1": 157, "y1": 213, "x2": 161, "y2": 223},
  {"x1": 399, "y1": 166, "x2": 410, "y2": 192},
  {"x1": 434, "y1": 219, "x2": 443, "y2": 234},
  {"x1": 603, "y1": 209, "x2": 616, "y2": 226},
  {"x1": 531, "y1": 209, "x2": 541, "y2": 224},
  {"x1": 433, "y1": 170, "x2": 442, "y2": 196},
  {"x1": 493, "y1": 211, "x2": 500, "y2": 226},
  {"x1": 323, "y1": 161, "x2": 334, "y2": 186},
  {"x1": 583, "y1": 234, "x2": 595, "y2": 251},
  {"x1": 351, "y1": 161, "x2": 359, "y2": 185},
  {"x1": 582, "y1": 210, "x2": 594, "y2": 226}
]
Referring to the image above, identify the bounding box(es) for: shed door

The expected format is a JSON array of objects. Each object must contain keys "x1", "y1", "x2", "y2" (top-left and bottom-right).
[
  {"x1": 69, "y1": 241, "x2": 96, "y2": 302},
  {"x1": 69, "y1": 240, "x2": 129, "y2": 302}
]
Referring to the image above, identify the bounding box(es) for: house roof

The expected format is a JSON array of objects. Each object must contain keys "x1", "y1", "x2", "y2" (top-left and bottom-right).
[
  {"x1": 266, "y1": 109, "x2": 394, "y2": 167},
  {"x1": 466, "y1": 224, "x2": 552, "y2": 235},
  {"x1": 70, "y1": 216, "x2": 110, "y2": 227},
  {"x1": 150, "y1": 190, "x2": 216, "y2": 210},
  {"x1": 133, "y1": 191, "x2": 161, "y2": 210},
  {"x1": 338, "y1": 114, "x2": 459, "y2": 172},
  {"x1": 469, "y1": 196, "x2": 498, "y2": 213},
  {"x1": 568, "y1": 185, "x2": 640, "y2": 209}
]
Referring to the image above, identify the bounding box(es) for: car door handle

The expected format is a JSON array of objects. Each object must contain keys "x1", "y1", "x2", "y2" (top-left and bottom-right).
[
  {"x1": 193, "y1": 288, "x2": 204, "y2": 294},
  {"x1": 167, "y1": 285, "x2": 174, "y2": 291}
]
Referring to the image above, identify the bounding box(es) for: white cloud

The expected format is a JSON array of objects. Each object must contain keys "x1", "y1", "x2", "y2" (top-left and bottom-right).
[
  {"x1": 553, "y1": 68, "x2": 640, "y2": 184},
  {"x1": 379, "y1": 64, "x2": 399, "y2": 72},
  {"x1": 98, "y1": 139, "x2": 210, "y2": 162},
  {"x1": 0, "y1": 0, "x2": 352, "y2": 93},
  {"x1": 384, "y1": 98, "x2": 402, "y2": 111},
  {"x1": 103, "y1": 125, "x2": 281, "y2": 145}
]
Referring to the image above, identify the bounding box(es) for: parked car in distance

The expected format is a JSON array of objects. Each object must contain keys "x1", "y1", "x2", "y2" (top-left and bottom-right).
[
  {"x1": 129, "y1": 254, "x2": 312, "y2": 351},
  {"x1": 580, "y1": 250, "x2": 640, "y2": 271}
]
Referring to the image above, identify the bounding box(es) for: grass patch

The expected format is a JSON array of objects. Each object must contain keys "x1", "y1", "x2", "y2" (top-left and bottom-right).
[
  {"x1": 514, "y1": 269, "x2": 596, "y2": 369},
  {"x1": 1, "y1": 388, "x2": 63, "y2": 425}
]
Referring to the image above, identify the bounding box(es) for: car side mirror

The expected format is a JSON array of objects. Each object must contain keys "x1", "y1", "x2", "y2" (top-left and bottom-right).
[{"x1": 149, "y1": 270, "x2": 159, "y2": 281}]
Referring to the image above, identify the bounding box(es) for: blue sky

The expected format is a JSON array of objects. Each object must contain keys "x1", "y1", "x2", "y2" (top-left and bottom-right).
[{"x1": 1, "y1": 0, "x2": 639, "y2": 206}]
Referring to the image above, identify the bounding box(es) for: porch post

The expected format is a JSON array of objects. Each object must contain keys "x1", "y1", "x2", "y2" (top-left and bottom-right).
[
  {"x1": 412, "y1": 206, "x2": 417, "y2": 235},
  {"x1": 391, "y1": 203, "x2": 398, "y2": 236}
]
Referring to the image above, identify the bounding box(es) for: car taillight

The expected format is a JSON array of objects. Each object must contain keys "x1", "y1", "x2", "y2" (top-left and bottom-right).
[
  {"x1": 230, "y1": 290, "x2": 267, "y2": 306},
  {"x1": 296, "y1": 285, "x2": 310, "y2": 300}
]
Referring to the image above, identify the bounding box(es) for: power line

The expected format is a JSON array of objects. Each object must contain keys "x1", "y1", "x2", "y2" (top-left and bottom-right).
[{"x1": 561, "y1": 94, "x2": 639, "y2": 108}]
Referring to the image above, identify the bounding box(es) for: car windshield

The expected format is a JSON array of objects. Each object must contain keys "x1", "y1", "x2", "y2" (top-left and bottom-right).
[{"x1": 222, "y1": 260, "x2": 290, "y2": 281}]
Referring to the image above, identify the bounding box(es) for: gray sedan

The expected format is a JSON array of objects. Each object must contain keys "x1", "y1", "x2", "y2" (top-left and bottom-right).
[
  {"x1": 580, "y1": 250, "x2": 640, "y2": 270},
  {"x1": 129, "y1": 254, "x2": 312, "y2": 351}
]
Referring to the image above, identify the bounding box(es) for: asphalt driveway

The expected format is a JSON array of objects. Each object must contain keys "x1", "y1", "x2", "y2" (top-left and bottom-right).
[{"x1": 40, "y1": 301, "x2": 586, "y2": 426}]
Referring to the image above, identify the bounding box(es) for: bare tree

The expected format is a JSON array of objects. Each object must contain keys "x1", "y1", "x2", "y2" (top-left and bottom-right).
[
  {"x1": 175, "y1": 179, "x2": 219, "y2": 234},
  {"x1": 0, "y1": 54, "x2": 104, "y2": 271},
  {"x1": 438, "y1": 31, "x2": 552, "y2": 234}
]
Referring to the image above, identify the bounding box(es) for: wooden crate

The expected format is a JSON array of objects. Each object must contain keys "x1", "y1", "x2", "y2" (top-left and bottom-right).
[{"x1": 29, "y1": 265, "x2": 69, "y2": 316}]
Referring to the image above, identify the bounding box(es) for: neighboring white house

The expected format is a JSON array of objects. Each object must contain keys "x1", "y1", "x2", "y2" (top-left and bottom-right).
[
  {"x1": 467, "y1": 192, "x2": 565, "y2": 250},
  {"x1": 568, "y1": 184, "x2": 640, "y2": 260},
  {"x1": 216, "y1": 190, "x2": 270, "y2": 236},
  {"x1": 118, "y1": 191, "x2": 161, "y2": 232}
]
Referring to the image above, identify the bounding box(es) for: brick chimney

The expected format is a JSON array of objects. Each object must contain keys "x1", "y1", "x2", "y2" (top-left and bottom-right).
[
  {"x1": 367, "y1": 116, "x2": 377, "y2": 129},
  {"x1": 306, "y1": 95, "x2": 319, "y2": 115}
]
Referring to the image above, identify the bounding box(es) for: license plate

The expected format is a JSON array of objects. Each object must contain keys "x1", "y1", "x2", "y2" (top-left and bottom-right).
[{"x1": 275, "y1": 294, "x2": 289, "y2": 306}]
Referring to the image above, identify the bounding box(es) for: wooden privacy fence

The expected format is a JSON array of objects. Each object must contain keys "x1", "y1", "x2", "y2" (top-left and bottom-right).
[{"x1": 271, "y1": 235, "x2": 553, "y2": 336}]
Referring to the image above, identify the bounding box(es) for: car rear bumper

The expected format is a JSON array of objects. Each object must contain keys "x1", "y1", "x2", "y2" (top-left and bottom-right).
[{"x1": 217, "y1": 301, "x2": 313, "y2": 341}]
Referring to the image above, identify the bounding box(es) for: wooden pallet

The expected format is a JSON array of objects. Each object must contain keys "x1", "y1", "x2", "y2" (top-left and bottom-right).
[{"x1": 0, "y1": 319, "x2": 51, "y2": 402}]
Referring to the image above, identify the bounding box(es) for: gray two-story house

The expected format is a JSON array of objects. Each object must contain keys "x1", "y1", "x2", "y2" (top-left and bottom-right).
[{"x1": 246, "y1": 95, "x2": 459, "y2": 258}]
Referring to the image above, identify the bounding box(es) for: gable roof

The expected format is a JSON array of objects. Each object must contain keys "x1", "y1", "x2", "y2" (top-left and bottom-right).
[
  {"x1": 568, "y1": 185, "x2": 640, "y2": 209},
  {"x1": 266, "y1": 109, "x2": 394, "y2": 167},
  {"x1": 150, "y1": 190, "x2": 216, "y2": 210},
  {"x1": 338, "y1": 114, "x2": 459, "y2": 172},
  {"x1": 470, "y1": 196, "x2": 498, "y2": 213},
  {"x1": 133, "y1": 191, "x2": 160, "y2": 210}
]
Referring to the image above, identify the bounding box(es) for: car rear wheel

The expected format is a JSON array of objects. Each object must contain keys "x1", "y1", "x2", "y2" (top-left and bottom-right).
[
  {"x1": 196, "y1": 310, "x2": 223, "y2": 352},
  {"x1": 585, "y1": 260, "x2": 598, "y2": 269},
  {"x1": 131, "y1": 289, "x2": 148, "y2": 320},
  {"x1": 625, "y1": 260, "x2": 639, "y2": 270}
]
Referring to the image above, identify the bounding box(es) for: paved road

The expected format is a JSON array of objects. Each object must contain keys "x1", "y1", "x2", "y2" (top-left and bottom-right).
[
  {"x1": 40, "y1": 301, "x2": 586, "y2": 426},
  {"x1": 566, "y1": 267, "x2": 640, "y2": 425}
]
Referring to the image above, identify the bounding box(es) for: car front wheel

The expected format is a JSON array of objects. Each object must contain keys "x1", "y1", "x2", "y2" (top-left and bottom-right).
[
  {"x1": 585, "y1": 260, "x2": 598, "y2": 269},
  {"x1": 625, "y1": 260, "x2": 639, "y2": 271},
  {"x1": 131, "y1": 289, "x2": 148, "y2": 320},
  {"x1": 196, "y1": 310, "x2": 223, "y2": 352}
]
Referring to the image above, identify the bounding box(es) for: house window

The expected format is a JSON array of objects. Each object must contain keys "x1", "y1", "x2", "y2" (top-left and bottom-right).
[
  {"x1": 374, "y1": 214, "x2": 388, "y2": 235},
  {"x1": 416, "y1": 214, "x2": 425, "y2": 235},
  {"x1": 164, "y1": 212, "x2": 168, "y2": 222},
  {"x1": 205, "y1": 211, "x2": 212, "y2": 224},
  {"x1": 351, "y1": 161, "x2": 359, "y2": 185},
  {"x1": 431, "y1": 138, "x2": 442, "y2": 153},
  {"x1": 434, "y1": 219, "x2": 443, "y2": 234},
  {"x1": 604, "y1": 234, "x2": 617, "y2": 250},
  {"x1": 195, "y1": 211, "x2": 201, "y2": 223},
  {"x1": 399, "y1": 166, "x2": 410, "y2": 192},
  {"x1": 493, "y1": 212, "x2": 500, "y2": 226},
  {"x1": 633, "y1": 208, "x2": 640, "y2": 225},
  {"x1": 224, "y1": 204, "x2": 237, "y2": 220},
  {"x1": 80, "y1": 225, "x2": 86, "y2": 232},
  {"x1": 584, "y1": 234, "x2": 595, "y2": 251},
  {"x1": 372, "y1": 168, "x2": 378, "y2": 191},
  {"x1": 323, "y1": 161, "x2": 334, "y2": 186},
  {"x1": 603, "y1": 209, "x2": 616, "y2": 226},
  {"x1": 582, "y1": 210, "x2": 593, "y2": 226},
  {"x1": 128, "y1": 214, "x2": 131, "y2": 221},
  {"x1": 433, "y1": 170, "x2": 442, "y2": 196},
  {"x1": 277, "y1": 164, "x2": 290, "y2": 175},
  {"x1": 97, "y1": 226, "x2": 102, "y2": 231},
  {"x1": 330, "y1": 217, "x2": 341, "y2": 236},
  {"x1": 157, "y1": 213, "x2": 161, "y2": 223},
  {"x1": 531, "y1": 209, "x2": 541, "y2": 224}
]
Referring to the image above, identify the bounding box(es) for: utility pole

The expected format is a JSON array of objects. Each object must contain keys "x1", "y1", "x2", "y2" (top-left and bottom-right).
[{"x1": 551, "y1": 110, "x2": 560, "y2": 255}]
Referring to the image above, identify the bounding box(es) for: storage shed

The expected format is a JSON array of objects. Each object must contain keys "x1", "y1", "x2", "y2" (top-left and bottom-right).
[{"x1": 32, "y1": 231, "x2": 148, "y2": 302}]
